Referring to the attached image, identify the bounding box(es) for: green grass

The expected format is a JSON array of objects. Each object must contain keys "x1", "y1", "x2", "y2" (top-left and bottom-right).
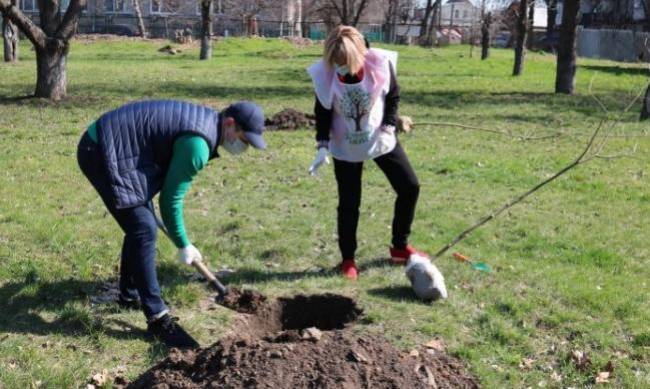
[{"x1": 1, "y1": 37, "x2": 649, "y2": 388}]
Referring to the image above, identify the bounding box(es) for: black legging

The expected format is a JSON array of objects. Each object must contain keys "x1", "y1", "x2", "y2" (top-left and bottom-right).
[{"x1": 333, "y1": 142, "x2": 420, "y2": 260}]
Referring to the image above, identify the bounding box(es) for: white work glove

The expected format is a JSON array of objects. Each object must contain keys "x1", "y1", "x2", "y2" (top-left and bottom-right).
[
  {"x1": 309, "y1": 147, "x2": 330, "y2": 176},
  {"x1": 177, "y1": 244, "x2": 202, "y2": 265},
  {"x1": 405, "y1": 254, "x2": 448, "y2": 301}
]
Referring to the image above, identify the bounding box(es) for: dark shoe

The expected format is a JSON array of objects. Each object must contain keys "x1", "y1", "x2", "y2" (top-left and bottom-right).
[
  {"x1": 147, "y1": 314, "x2": 200, "y2": 350},
  {"x1": 117, "y1": 295, "x2": 141, "y2": 311}
]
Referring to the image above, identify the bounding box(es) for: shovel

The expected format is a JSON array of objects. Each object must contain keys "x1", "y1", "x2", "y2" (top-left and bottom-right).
[
  {"x1": 148, "y1": 202, "x2": 229, "y2": 301},
  {"x1": 452, "y1": 252, "x2": 492, "y2": 273}
]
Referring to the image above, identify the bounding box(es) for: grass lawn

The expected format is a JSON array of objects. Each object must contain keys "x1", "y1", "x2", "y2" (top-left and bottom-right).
[{"x1": 0, "y1": 37, "x2": 649, "y2": 388}]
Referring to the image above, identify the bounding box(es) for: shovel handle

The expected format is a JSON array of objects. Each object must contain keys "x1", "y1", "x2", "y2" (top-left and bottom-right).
[
  {"x1": 452, "y1": 252, "x2": 471, "y2": 263},
  {"x1": 192, "y1": 260, "x2": 228, "y2": 296}
]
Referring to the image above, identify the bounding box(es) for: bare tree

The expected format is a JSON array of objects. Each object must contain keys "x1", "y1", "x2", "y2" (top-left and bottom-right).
[
  {"x1": 287, "y1": 0, "x2": 303, "y2": 36},
  {"x1": 1, "y1": 0, "x2": 18, "y2": 62},
  {"x1": 326, "y1": 0, "x2": 369, "y2": 27},
  {"x1": 418, "y1": 0, "x2": 435, "y2": 44},
  {"x1": 546, "y1": 0, "x2": 557, "y2": 37},
  {"x1": 0, "y1": 0, "x2": 87, "y2": 100},
  {"x1": 640, "y1": 83, "x2": 650, "y2": 120},
  {"x1": 526, "y1": 0, "x2": 535, "y2": 49},
  {"x1": 513, "y1": 0, "x2": 529, "y2": 76},
  {"x1": 384, "y1": 0, "x2": 399, "y2": 43},
  {"x1": 481, "y1": 11, "x2": 492, "y2": 60},
  {"x1": 200, "y1": 0, "x2": 213, "y2": 59},
  {"x1": 555, "y1": 0, "x2": 581, "y2": 94},
  {"x1": 224, "y1": 0, "x2": 272, "y2": 36},
  {"x1": 133, "y1": 0, "x2": 147, "y2": 38}
]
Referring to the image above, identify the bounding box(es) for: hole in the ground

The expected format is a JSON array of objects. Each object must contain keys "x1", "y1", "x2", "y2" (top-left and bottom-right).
[{"x1": 278, "y1": 294, "x2": 362, "y2": 331}]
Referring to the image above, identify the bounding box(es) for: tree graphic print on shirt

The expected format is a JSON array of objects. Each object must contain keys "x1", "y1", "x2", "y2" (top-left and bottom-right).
[{"x1": 340, "y1": 85, "x2": 372, "y2": 145}]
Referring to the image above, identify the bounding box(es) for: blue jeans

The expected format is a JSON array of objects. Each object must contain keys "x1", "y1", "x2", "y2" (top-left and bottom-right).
[{"x1": 77, "y1": 132, "x2": 168, "y2": 319}]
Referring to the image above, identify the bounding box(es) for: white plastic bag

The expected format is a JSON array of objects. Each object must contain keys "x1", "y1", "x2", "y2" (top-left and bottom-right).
[{"x1": 405, "y1": 254, "x2": 448, "y2": 301}]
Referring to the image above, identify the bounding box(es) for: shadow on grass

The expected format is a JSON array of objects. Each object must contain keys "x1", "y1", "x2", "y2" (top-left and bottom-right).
[
  {"x1": 220, "y1": 257, "x2": 395, "y2": 285},
  {"x1": 580, "y1": 64, "x2": 650, "y2": 77},
  {"x1": 0, "y1": 92, "x2": 108, "y2": 109},
  {"x1": 401, "y1": 90, "x2": 634, "y2": 120},
  {"x1": 0, "y1": 262, "x2": 187, "y2": 341},
  {"x1": 367, "y1": 286, "x2": 434, "y2": 305},
  {"x1": 222, "y1": 266, "x2": 333, "y2": 284}
]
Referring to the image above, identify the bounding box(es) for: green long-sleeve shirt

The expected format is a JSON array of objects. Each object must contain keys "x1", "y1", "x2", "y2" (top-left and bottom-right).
[{"x1": 87, "y1": 123, "x2": 210, "y2": 248}]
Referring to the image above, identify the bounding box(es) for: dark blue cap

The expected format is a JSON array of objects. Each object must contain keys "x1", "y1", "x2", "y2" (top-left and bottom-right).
[{"x1": 224, "y1": 101, "x2": 266, "y2": 150}]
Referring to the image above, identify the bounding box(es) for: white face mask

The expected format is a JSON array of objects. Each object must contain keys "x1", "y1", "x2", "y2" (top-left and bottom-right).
[
  {"x1": 335, "y1": 64, "x2": 351, "y2": 76},
  {"x1": 223, "y1": 137, "x2": 249, "y2": 155}
]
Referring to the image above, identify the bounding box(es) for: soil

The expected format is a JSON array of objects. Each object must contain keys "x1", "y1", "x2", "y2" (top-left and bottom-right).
[
  {"x1": 128, "y1": 293, "x2": 479, "y2": 389},
  {"x1": 283, "y1": 36, "x2": 314, "y2": 47},
  {"x1": 265, "y1": 109, "x2": 315, "y2": 130},
  {"x1": 220, "y1": 288, "x2": 268, "y2": 314}
]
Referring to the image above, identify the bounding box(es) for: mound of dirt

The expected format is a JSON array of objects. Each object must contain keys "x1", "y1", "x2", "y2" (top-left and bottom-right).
[
  {"x1": 283, "y1": 36, "x2": 314, "y2": 47},
  {"x1": 220, "y1": 288, "x2": 268, "y2": 314},
  {"x1": 265, "y1": 108, "x2": 315, "y2": 130},
  {"x1": 129, "y1": 293, "x2": 479, "y2": 388},
  {"x1": 158, "y1": 45, "x2": 183, "y2": 55}
]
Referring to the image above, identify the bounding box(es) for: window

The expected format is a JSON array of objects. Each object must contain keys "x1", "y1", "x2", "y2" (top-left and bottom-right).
[
  {"x1": 151, "y1": 0, "x2": 181, "y2": 14},
  {"x1": 106, "y1": 0, "x2": 128, "y2": 13},
  {"x1": 20, "y1": 0, "x2": 37, "y2": 12},
  {"x1": 454, "y1": 10, "x2": 459, "y2": 18},
  {"x1": 463, "y1": 10, "x2": 468, "y2": 18}
]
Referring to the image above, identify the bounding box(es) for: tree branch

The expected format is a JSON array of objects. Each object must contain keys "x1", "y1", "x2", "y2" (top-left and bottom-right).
[
  {"x1": 329, "y1": 0, "x2": 343, "y2": 21},
  {"x1": 0, "y1": 0, "x2": 45, "y2": 48},
  {"x1": 414, "y1": 121, "x2": 565, "y2": 141},
  {"x1": 431, "y1": 121, "x2": 605, "y2": 260},
  {"x1": 352, "y1": 0, "x2": 368, "y2": 27},
  {"x1": 54, "y1": 0, "x2": 87, "y2": 42}
]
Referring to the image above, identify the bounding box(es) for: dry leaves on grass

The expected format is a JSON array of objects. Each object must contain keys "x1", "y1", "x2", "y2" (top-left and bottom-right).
[
  {"x1": 424, "y1": 338, "x2": 447, "y2": 353},
  {"x1": 595, "y1": 360, "x2": 615, "y2": 384},
  {"x1": 519, "y1": 357, "x2": 535, "y2": 370},
  {"x1": 550, "y1": 371, "x2": 562, "y2": 382},
  {"x1": 570, "y1": 350, "x2": 591, "y2": 371},
  {"x1": 89, "y1": 369, "x2": 108, "y2": 386},
  {"x1": 595, "y1": 371, "x2": 610, "y2": 384}
]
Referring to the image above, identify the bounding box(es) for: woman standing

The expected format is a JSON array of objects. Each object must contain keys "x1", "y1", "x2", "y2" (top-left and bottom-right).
[{"x1": 307, "y1": 26, "x2": 425, "y2": 280}]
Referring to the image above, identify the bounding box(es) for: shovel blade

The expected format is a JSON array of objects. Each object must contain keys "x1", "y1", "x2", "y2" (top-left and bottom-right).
[{"x1": 471, "y1": 262, "x2": 492, "y2": 273}]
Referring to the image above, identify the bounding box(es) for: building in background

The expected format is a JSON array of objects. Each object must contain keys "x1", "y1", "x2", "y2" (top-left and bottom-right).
[{"x1": 439, "y1": 0, "x2": 480, "y2": 28}]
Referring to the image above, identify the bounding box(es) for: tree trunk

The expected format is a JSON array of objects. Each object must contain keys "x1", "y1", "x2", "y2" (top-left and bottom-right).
[
  {"x1": 640, "y1": 83, "x2": 650, "y2": 120},
  {"x1": 639, "y1": 85, "x2": 650, "y2": 120},
  {"x1": 3, "y1": 13, "x2": 18, "y2": 61},
  {"x1": 526, "y1": 0, "x2": 535, "y2": 50},
  {"x1": 200, "y1": 0, "x2": 212, "y2": 60},
  {"x1": 35, "y1": 45, "x2": 68, "y2": 100},
  {"x1": 1, "y1": 0, "x2": 86, "y2": 100},
  {"x1": 293, "y1": 0, "x2": 302, "y2": 37},
  {"x1": 555, "y1": 0, "x2": 581, "y2": 94},
  {"x1": 133, "y1": 0, "x2": 147, "y2": 38},
  {"x1": 2, "y1": 0, "x2": 18, "y2": 61},
  {"x1": 547, "y1": 0, "x2": 557, "y2": 36},
  {"x1": 426, "y1": 1, "x2": 440, "y2": 46},
  {"x1": 481, "y1": 12, "x2": 491, "y2": 60},
  {"x1": 513, "y1": 0, "x2": 529, "y2": 76},
  {"x1": 419, "y1": 0, "x2": 434, "y2": 45}
]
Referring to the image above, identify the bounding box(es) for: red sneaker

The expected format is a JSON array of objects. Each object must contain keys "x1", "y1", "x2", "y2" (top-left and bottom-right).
[
  {"x1": 389, "y1": 245, "x2": 428, "y2": 265},
  {"x1": 340, "y1": 259, "x2": 358, "y2": 280}
]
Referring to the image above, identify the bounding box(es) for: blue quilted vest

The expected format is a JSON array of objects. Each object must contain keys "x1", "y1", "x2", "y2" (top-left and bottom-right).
[{"x1": 96, "y1": 100, "x2": 220, "y2": 209}]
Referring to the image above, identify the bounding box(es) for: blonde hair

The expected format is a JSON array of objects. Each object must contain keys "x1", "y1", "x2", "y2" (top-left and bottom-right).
[{"x1": 324, "y1": 26, "x2": 368, "y2": 75}]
